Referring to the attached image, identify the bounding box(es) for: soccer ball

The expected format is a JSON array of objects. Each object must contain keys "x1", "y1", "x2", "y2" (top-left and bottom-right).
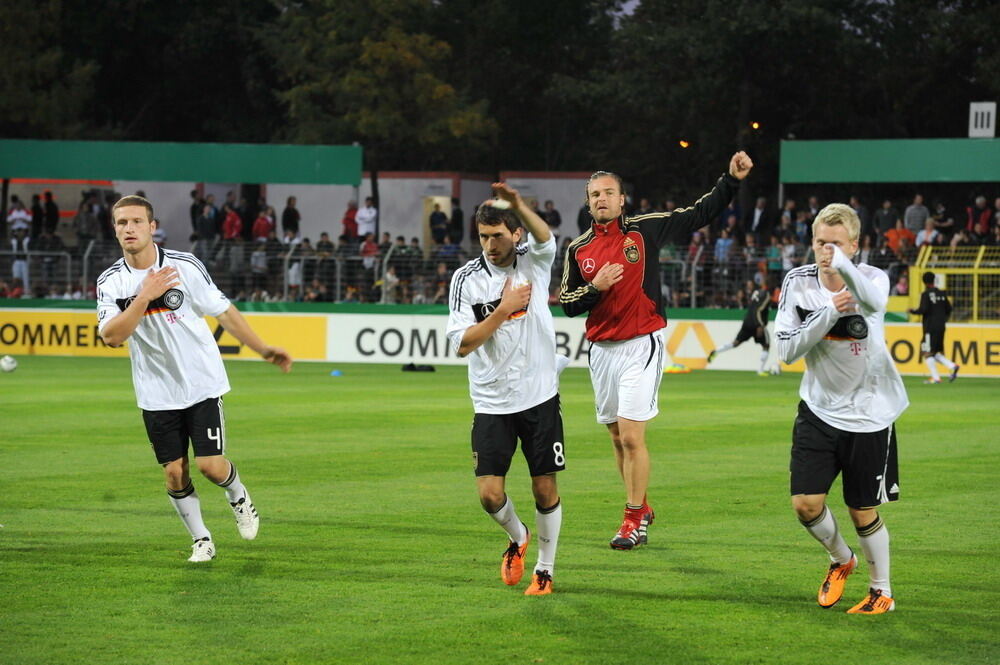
[
  {"x1": 768, "y1": 364, "x2": 782, "y2": 376},
  {"x1": 0, "y1": 355, "x2": 17, "y2": 373}
]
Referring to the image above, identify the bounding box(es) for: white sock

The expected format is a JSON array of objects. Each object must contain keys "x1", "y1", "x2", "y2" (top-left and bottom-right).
[
  {"x1": 168, "y1": 482, "x2": 211, "y2": 541},
  {"x1": 488, "y1": 494, "x2": 527, "y2": 545},
  {"x1": 534, "y1": 499, "x2": 562, "y2": 577},
  {"x1": 857, "y1": 514, "x2": 891, "y2": 596},
  {"x1": 925, "y1": 357, "x2": 940, "y2": 381},
  {"x1": 716, "y1": 342, "x2": 735, "y2": 354},
  {"x1": 759, "y1": 350, "x2": 770, "y2": 373},
  {"x1": 934, "y1": 353, "x2": 956, "y2": 371},
  {"x1": 800, "y1": 506, "x2": 853, "y2": 564},
  {"x1": 216, "y1": 461, "x2": 247, "y2": 504}
]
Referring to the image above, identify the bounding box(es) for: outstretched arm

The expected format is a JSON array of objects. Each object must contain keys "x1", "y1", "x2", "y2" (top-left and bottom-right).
[
  {"x1": 648, "y1": 152, "x2": 752, "y2": 244},
  {"x1": 216, "y1": 305, "x2": 293, "y2": 372}
]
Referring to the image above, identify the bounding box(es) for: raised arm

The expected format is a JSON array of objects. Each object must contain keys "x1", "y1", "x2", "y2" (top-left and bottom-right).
[
  {"x1": 491, "y1": 182, "x2": 550, "y2": 244},
  {"x1": 648, "y1": 151, "x2": 752, "y2": 244},
  {"x1": 829, "y1": 245, "x2": 888, "y2": 314}
]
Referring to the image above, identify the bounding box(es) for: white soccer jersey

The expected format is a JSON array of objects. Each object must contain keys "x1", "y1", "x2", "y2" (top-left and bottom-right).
[
  {"x1": 775, "y1": 248, "x2": 908, "y2": 432},
  {"x1": 447, "y1": 234, "x2": 558, "y2": 414},
  {"x1": 96, "y1": 245, "x2": 232, "y2": 411}
]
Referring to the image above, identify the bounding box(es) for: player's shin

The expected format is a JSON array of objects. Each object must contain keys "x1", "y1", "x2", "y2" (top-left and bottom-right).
[
  {"x1": 800, "y1": 505, "x2": 853, "y2": 564},
  {"x1": 534, "y1": 499, "x2": 562, "y2": 577},
  {"x1": 934, "y1": 353, "x2": 956, "y2": 371},
  {"x1": 925, "y1": 357, "x2": 940, "y2": 381},
  {"x1": 857, "y1": 514, "x2": 891, "y2": 597},
  {"x1": 488, "y1": 494, "x2": 528, "y2": 545},
  {"x1": 167, "y1": 481, "x2": 211, "y2": 541},
  {"x1": 216, "y1": 460, "x2": 246, "y2": 503}
]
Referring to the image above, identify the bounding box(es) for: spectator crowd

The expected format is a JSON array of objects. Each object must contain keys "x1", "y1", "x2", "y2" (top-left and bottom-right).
[{"x1": 4, "y1": 185, "x2": 1000, "y2": 308}]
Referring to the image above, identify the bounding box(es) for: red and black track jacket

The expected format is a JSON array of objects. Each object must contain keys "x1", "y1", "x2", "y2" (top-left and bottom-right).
[{"x1": 559, "y1": 173, "x2": 739, "y2": 342}]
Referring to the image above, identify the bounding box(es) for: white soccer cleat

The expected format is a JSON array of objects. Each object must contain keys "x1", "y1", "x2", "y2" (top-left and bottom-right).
[
  {"x1": 188, "y1": 538, "x2": 216, "y2": 563},
  {"x1": 231, "y1": 491, "x2": 259, "y2": 540}
]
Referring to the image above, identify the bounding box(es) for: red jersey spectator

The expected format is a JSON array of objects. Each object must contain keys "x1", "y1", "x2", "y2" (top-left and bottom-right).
[
  {"x1": 251, "y1": 210, "x2": 274, "y2": 242},
  {"x1": 884, "y1": 219, "x2": 916, "y2": 253},
  {"x1": 966, "y1": 196, "x2": 993, "y2": 239},
  {"x1": 222, "y1": 206, "x2": 243, "y2": 240},
  {"x1": 342, "y1": 201, "x2": 359, "y2": 240}
]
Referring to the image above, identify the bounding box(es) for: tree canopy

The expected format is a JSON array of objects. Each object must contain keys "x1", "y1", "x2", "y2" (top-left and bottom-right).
[{"x1": 2, "y1": 0, "x2": 997, "y2": 201}]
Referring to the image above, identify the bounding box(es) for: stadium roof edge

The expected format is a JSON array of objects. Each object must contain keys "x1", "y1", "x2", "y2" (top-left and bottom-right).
[
  {"x1": 779, "y1": 138, "x2": 1000, "y2": 184},
  {"x1": 0, "y1": 139, "x2": 363, "y2": 186}
]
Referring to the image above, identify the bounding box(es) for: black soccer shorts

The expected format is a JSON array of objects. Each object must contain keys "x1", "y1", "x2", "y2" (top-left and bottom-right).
[
  {"x1": 789, "y1": 401, "x2": 899, "y2": 509},
  {"x1": 471, "y1": 394, "x2": 565, "y2": 478},
  {"x1": 142, "y1": 396, "x2": 226, "y2": 465},
  {"x1": 735, "y1": 320, "x2": 769, "y2": 349},
  {"x1": 921, "y1": 328, "x2": 945, "y2": 355}
]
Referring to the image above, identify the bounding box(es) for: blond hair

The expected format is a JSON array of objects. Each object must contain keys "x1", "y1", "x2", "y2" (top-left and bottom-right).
[{"x1": 812, "y1": 203, "x2": 860, "y2": 242}]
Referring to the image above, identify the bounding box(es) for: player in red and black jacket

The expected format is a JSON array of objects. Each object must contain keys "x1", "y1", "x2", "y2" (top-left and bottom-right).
[
  {"x1": 558, "y1": 151, "x2": 753, "y2": 550},
  {"x1": 560, "y1": 155, "x2": 750, "y2": 339}
]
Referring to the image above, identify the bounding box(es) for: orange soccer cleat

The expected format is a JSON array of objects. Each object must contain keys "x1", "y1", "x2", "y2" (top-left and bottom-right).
[
  {"x1": 847, "y1": 588, "x2": 895, "y2": 614},
  {"x1": 524, "y1": 570, "x2": 553, "y2": 596},
  {"x1": 500, "y1": 526, "x2": 530, "y2": 586},
  {"x1": 817, "y1": 553, "x2": 857, "y2": 608}
]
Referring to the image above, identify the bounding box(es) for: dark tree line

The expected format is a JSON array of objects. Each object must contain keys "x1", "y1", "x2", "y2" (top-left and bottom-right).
[{"x1": 1, "y1": 0, "x2": 997, "y2": 203}]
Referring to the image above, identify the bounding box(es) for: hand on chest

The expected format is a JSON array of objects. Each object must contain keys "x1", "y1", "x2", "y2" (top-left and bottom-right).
[
  {"x1": 472, "y1": 276, "x2": 529, "y2": 323},
  {"x1": 118, "y1": 271, "x2": 189, "y2": 319},
  {"x1": 579, "y1": 233, "x2": 643, "y2": 281}
]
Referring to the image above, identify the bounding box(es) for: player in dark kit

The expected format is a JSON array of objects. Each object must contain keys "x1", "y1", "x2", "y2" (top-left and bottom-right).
[
  {"x1": 908, "y1": 270, "x2": 959, "y2": 384},
  {"x1": 560, "y1": 152, "x2": 752, "y2": 550},
  {"x1": 707, "y1": 280, "x2": 774, "y2": 375}
]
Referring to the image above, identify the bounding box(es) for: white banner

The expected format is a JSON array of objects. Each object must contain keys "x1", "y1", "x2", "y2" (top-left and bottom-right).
[{"x1": 325, "y1": 313, "x2": 768, "y2": 371}]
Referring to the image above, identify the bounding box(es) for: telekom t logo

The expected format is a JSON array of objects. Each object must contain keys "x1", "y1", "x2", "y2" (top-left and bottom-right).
[{"x1": 850, "y1": 342, "x2": 862, "y2": 356}]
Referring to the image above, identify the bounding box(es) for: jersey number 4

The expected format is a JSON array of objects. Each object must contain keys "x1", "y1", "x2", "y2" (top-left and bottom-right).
[{"x1": 207, "y1": 427, "x2": 224, "y2": 452}]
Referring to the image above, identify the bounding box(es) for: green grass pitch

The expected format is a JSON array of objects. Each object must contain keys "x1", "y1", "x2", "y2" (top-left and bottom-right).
[{"x1": 1, "y1": 357, "x2": 998, "y2": 664}]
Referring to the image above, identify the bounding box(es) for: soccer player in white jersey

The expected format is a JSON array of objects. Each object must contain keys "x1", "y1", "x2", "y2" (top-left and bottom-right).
[
  {"x1": 776, "y1": 203, "x2": 909, "y2": 614},
  {"x1": 97, "y1": 195, "x2": 292, "y2": 563},
  {"x1": 446, "y1": 183, "x2": 563, "y2": 596}
]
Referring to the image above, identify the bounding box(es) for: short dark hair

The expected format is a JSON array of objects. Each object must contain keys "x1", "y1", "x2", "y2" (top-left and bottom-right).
[
  {"x1": 475, "y1": 203, "x2": 520, "y2": 234},
  {"x1": 922, "y1": 271, "x2": 935, "y2": 285},
  {"x1": 112, "y1": 195, "x2": 154, "y2": 223}
]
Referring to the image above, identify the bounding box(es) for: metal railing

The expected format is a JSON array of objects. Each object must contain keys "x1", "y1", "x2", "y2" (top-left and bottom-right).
[
  {"x1": 0, "y1": 250, "x2": 75, "y2": 295},
  {"x1": 914, "y1": 245, "x2": 1000, "y2": 322},
  {"x1": 10, "y1": 237, "x2": 998, "y2": 312}
]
